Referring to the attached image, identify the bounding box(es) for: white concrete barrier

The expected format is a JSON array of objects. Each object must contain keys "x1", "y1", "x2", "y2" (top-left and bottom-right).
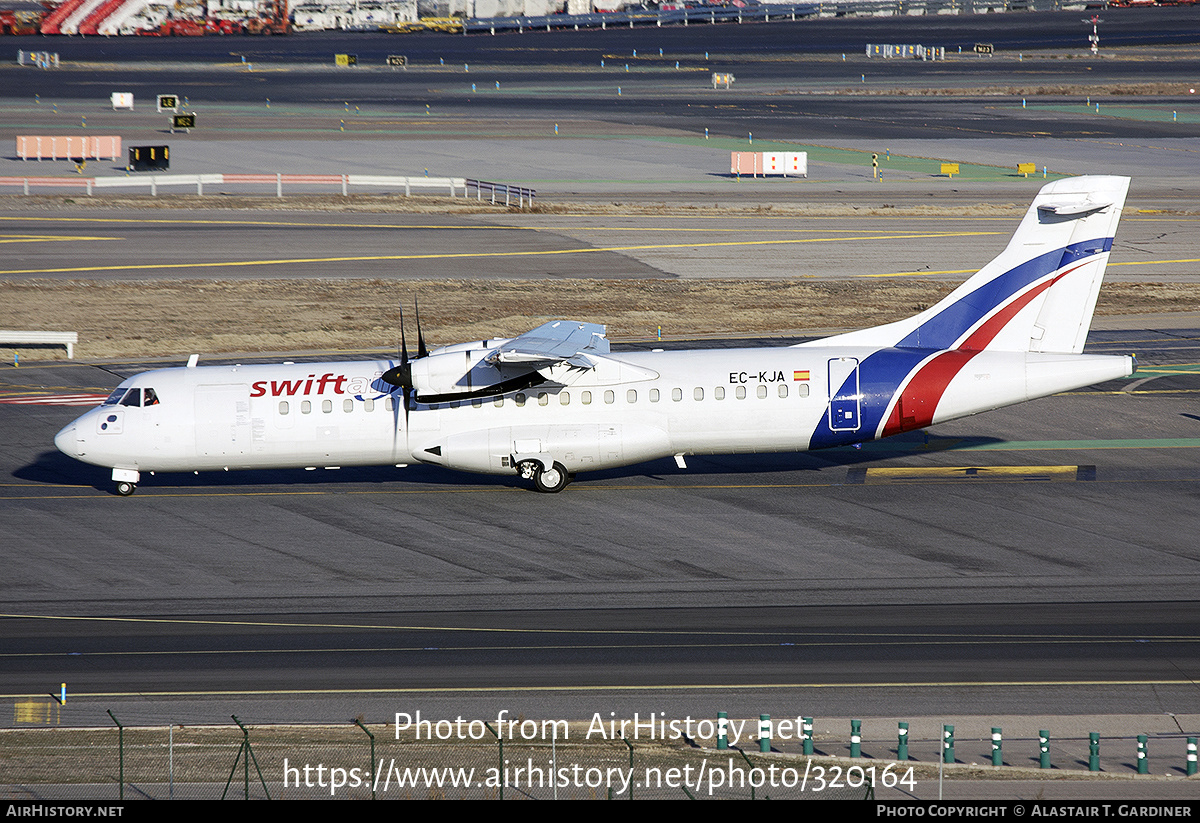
[
  {"x1": 0, "y1": 173, "x2": 470, "y2": 198},
  {"x1": 0, "y1": 330, "x2": 78, "y2": 358}
]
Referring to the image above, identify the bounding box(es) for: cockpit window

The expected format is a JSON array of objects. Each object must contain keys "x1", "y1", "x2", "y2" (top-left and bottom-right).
[
  {"x1": 105, "y1": 388, "x2": 160, "y2": 407},
  {"x1": 103, "y1": 388, "x2": 129, "y2": 406}
]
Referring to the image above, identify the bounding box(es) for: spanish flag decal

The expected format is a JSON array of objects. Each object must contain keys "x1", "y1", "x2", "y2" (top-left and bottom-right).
[{"x1": 794, "y1": 370, "x2": 810, "y2": 381}]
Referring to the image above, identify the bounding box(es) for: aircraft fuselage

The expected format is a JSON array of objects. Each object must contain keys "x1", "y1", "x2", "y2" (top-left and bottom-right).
[{"x1": 54, "y1": 346, "x2": 1133, "y2": 482}]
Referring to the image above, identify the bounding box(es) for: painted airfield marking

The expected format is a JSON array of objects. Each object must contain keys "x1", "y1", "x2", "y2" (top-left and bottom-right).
[
  {"x1": 1076, "y1": 388, "x2": 1200, "y2": 395},
  {"x1": 0, "y1": 214, "x2": 1046, "y2": 230},
  {"x1": 2, "y1": 637, "x2": 1193, "y2": 671},
  {"x1": 4, "y1": 611, "x2": 1194, "y2": 641},
  {"x1": 0, "y1": 392, "x2": 108, "y2": 405},
  {"x1": 852, "y1": 465, "x2": 1082, "y2": 484},
  {"x1": 0, "y1": 215, "x2": 535, "y2": 231},
  {"x1": 1, "y1": 636, "x2": 1183, "y2": 660},
  {"x1": 4, "y1": 464, "x2": 1200, "y2": 500},
  {"x1": 5, "y1": 678, "x2": 1198, "y2": 700},
  {"x1": 1125, "y1": 363, "x2": 1200, "y2": 377},
  {"x1": 7, "y1": 214, "x2": 1190, "y2": 280},
  {"x1": 0, "y1": 233, "x2": 119, "y2": 245},
  {"x1": 863, "y1": 257, "x2": 1200, "y2": 278},
  {"x1": 0, "y1": 214, "x2": 992, "y2": 235},
  {"x1": 938, "y1": 437, "x2": 1200, "y2": 451},
  {"x1": 0, "y1": 231, "x2": 999, "y2": 276}
]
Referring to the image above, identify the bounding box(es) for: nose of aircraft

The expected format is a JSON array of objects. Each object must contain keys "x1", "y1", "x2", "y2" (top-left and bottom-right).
[{"x1": 54, "y1": 421, "x2": 79, "y2": 457}]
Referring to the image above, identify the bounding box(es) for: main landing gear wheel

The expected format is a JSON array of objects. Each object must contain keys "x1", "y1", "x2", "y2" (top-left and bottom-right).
[
  {"x1": 115, "y1": 481, "x2": 136, "y2": 496},
  {"x1": 519, "y1": 460, "x2": 570, "y2": 493},
  {"x1": 533, "y1": 462, "x2": 569, "y2": 493}
]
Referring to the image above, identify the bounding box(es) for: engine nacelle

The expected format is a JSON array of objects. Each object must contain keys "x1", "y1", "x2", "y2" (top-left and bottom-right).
[
  {"x1": 410, "y1": 349, "x2": 499, "y2": 397},
  {"x1": 409, "y1": 346, "x2": 541, "y2": 401}
]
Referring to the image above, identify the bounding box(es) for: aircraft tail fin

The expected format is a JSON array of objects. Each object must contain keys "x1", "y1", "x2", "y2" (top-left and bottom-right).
[{"x1": 804, "y1": 175, "x2": 1129, "y2": 355}]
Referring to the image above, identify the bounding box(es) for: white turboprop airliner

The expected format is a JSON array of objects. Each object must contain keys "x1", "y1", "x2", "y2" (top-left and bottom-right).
[{"x1": 56, "y1": 175, "x2": 1135, "y2": 495}]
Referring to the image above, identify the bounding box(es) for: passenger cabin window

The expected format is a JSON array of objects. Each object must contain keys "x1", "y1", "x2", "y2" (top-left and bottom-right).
[
  {"x1": 581, "y1": 391, "x2": 592, "y2": 405},
  {"x1": 279, "y1": 401, "x2": 289, "y2": 415},
  {"x1": 301, "y1": 400, "x2": 312, "y2": 414},
  {"x1": 604, "y1": 390, "x2": 615, "y2": 405},
  {"x1": 515, "y1": 393, "x2": 526, "y2": 407},
  {"x1": 385, "y1": 397, "x2": 395, "y2": 411},
  {"x1": 364, "y1": 399, "x2": 375, "y2": 412},
  {"x1": 650, "y1": 389, "x2": 660, "y2": 402},
  {"x1": 322, "y1": 400, "x2": 333, "y2": 413},
  {"x1": 344, "y1": 399, "x2": 355, "y2": 412},
  {"x1": 693, "y1": 387, "x2": 704, "y2": 401},
  {"x1": 714, "y1": 387, "x2": 725, "y2": 400},
  {"x1": 778, "y1": 384, "x2": 788, "y2": 399},
  {"x1": 672, "y1": 388, "x2": 683, "y2": 402},
  {"x1": 757, "y1": 385, "x2": 768, "y2": 399},
  {"x1": 627, "y1": 389, "x2": 637, "y2": 403},
  {"x1": 493, "y1": 396, "x2": 504, "y2": 408},
  {"x1": 560, "y1": 392, "x2": 570, "y2": 406},
  {"x1": 797, "y1": 384, "x2": 810, "y2": 398},
  {"x1": 736, "y1": 386, "x2": 747, "y2": 400},
  {"x1": 538, "y1": 392, "x2": 549, "y2": 406}
]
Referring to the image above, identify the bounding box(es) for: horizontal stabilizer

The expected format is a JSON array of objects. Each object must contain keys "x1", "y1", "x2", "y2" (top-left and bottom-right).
[{"x1": 1037, "y1": 200, "x2": 1112, "y2": 217}]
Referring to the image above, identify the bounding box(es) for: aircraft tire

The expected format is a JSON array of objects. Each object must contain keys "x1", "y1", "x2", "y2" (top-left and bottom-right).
[
  {"x1": 115, "y1": 481, "x2": 136, "y2": 496},
  {"x1": 533, "y1": 462, "x2": 570, "y2": 494}
]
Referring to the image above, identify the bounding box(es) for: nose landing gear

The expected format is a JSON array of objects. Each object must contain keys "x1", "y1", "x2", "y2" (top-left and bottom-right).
[{"x1": 112, "y1": 468, "x2": 140, "y2": 497}]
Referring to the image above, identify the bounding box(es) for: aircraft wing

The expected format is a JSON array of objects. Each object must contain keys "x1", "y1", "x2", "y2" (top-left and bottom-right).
[{"x1": 488, "y1": 320, "x2": 609, "y2": 370}]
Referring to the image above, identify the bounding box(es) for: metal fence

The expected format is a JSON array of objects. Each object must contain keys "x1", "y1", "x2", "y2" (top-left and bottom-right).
[
  {"x1": 6, "y1": 717, "x2": 1196, "y2": 799},
  {"x1": 1, "y1": 722, "x2": 869, "y2": 800},
  {"x1": 466, "y1": 178, "x2": 537, "y2": 208},
  {"x1": 0, "y1": 173, "x2": 537, "y2": 202}
]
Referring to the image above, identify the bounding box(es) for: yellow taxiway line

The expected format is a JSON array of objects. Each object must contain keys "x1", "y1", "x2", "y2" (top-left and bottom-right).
[{"x1": 0, "y1": 231, "x2": 1000, "y2": 276}]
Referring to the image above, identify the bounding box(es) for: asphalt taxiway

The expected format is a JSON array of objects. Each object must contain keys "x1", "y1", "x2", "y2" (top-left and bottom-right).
[
  {"x1": 3, "y1": 205, "x2": 1200, "y2": 283},
  {"x1": 2, "y1": 327, "x2": 1198, "y2": 711},
  {"x1": 3, "y1": 330, "x2": 1200, "y2": 798},
  {"x1": 2, "y1": 14, "x2": 1199, "y2": 799}
]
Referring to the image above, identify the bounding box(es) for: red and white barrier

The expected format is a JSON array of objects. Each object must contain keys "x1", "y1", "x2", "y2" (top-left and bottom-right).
[
  {"x1": 731, "y1": 151, "x2": 807, "y2": 178},
  {"x1": 16, "y1": 135, "x2": 121, "y2": 161}
]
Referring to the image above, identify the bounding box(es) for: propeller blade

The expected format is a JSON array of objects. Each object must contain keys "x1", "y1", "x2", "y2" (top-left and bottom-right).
[
  {"x1": 399, "y1": 304, "x2": 410, "y2": 367},
  {"x1": 381, "y1": 304, "x2": 412, "y2": 387},
  {"x1": 415, "y1": 297, "x2": 429, "y2": 359}
]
